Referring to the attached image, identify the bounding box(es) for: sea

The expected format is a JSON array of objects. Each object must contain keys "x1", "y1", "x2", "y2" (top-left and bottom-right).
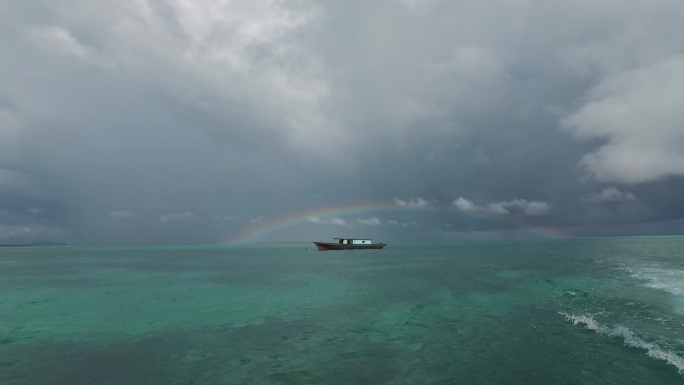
[{"x1": 1, "y1": 236, "x2": 684, "y2": 384}]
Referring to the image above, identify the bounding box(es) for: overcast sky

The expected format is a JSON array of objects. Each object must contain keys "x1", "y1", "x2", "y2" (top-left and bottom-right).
[{"x1": 2, "y1": 0, "x2": 684, "y2": 244}]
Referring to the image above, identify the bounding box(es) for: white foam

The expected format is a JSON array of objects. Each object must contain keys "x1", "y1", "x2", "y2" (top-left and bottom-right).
[
  {"x1": 626, "y1": 266, "x2": 684, "y2": 296},
  {"x1": 561, "y1": 312, "x2": 684, "y2": 374},
  {"x1": 623, "y1": 264, "x2": 684, "y2": 315}
]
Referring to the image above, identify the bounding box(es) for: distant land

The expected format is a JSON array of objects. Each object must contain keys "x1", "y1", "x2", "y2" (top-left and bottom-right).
[{"x1": 0, "y1": 242, "x2": 69, "y2": 247}]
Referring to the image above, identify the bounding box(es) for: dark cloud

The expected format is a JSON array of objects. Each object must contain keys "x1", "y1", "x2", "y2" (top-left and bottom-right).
[{"x1": 1, "y1": 0, "x2": 684, "y2": 244}]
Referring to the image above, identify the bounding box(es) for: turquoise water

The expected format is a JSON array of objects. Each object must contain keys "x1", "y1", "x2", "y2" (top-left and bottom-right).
[{"x1": 1, "y1": 237, "x2": 684, "y2": 384}]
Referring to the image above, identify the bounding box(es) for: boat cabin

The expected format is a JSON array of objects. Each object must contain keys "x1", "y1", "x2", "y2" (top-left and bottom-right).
[
  {"x1": 334, "y1": 238, "x2": 373, "y2": 245},
  {"x1": 313, "y1": 237, "x2": 386, "y2": 250}
]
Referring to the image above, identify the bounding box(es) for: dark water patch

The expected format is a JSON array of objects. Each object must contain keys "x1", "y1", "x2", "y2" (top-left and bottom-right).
[{"x1": 0, "y1": 316, "x2": 402, "y2": 385}]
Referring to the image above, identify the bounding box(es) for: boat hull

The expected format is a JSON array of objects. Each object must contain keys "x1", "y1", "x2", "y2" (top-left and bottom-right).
[{"x1": 313, "y1": 242, "x2": 386, "y2": 251}]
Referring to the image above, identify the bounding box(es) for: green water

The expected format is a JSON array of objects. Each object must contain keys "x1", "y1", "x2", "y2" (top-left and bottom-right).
[{"x1": 1, "y1": 238, "x2": 683, "y2": 384}]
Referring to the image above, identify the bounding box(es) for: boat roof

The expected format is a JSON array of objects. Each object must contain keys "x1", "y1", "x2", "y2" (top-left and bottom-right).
[{"x1": 333, "y1": 237, "x2": 372, "y2": 240}]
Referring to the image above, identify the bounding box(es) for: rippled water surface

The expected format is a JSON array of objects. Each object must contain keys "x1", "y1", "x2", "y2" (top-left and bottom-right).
[{"x1": 1, "y1": 237, "x2": 684, "y2": 384}]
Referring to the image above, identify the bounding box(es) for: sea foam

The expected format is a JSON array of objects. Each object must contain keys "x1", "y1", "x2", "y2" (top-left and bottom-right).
[
  {"x1": 627, "y1": 266, "x2": 684, "y2": 296},
  {"x1": 561, "y1": 312, "x2": 684, "y2": 374},
  {"x1": 624, "y1": 264, "x2": 684, "y2": 315}
]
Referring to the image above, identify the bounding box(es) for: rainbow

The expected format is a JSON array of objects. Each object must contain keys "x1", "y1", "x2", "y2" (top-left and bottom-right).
[
  {"x1": 224, "y1": 201, "x2": 395, "y2": 244},
  {"x1": 223, "y1": 200, "x2": 570, "y2": 244}
]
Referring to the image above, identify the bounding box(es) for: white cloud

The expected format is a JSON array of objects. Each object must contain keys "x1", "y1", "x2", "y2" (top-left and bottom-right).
[
  {"x1": 250, "y1": 216, "x2": 265, "y2": 224},
  {"x1": 156, "y1": 0, "x2": 332, "y2": 155},
  {"x1": 583, "y1": 187, "x2": 636, "y2": 203},
  {"x1": 453, "y1": 197, "x2": 550, "y2": 216},
  {"x1": 394, "y1": 197, "x2": 429, "y2": 208},
  {"x1": 170, "y1": 0, "x2": 315, "y2": 49},
  {"x1": 28, "y1": 26, "x2": 112, "y2": 67},
  {"x1": 159, "y1": 212, "x2": 196, "y2": 223},
  {"x1": 453, "y1": 197, "x2": 479, "y2": 212},
  {"x1": 356, "y1": 217, "x2": 381, "y2": 226},
  {"x1": 30, "y1": 26, "x2": 89, "y2": 59},
  {"x1": 562, "y1": 56, "x2": 684, "y2": 184},
  {"x1": 387, "y1": 219, "x2": 416, "y2": 227},
  {"x1": 487, "y1": 201, "x2": 511, "y2": 215},
  {"x1": 108, "y1": 210, "x2": 138, "y2": 219},
  {"x1": 307, "y1": 216, "x2": 347, "y2": 226},
  {"x1": 213, "y1": 214, "x2": 240, "y2": 221},
  {"x1": 503, "y1": 199, "x2": 550, "y2": 216},
  {"x1": 0, "y1": 225, "x2": 66, "y2": 243}
]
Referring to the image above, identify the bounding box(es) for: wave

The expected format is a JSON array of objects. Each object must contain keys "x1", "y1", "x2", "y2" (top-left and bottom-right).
[
  {"x1": 627, "y1": 266, "x2": 684, "y2": 296},
  {"x1": 561, "y1": 313, "x2": 684, "y2": 375},
  {"x1": 622, "y1": 263, "x2": 684, "y2": 315}
]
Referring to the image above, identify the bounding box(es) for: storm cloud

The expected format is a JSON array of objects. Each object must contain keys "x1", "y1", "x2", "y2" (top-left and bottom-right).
[{"x1": 1, "y1": 0, "x2": 684, "y2": 244}]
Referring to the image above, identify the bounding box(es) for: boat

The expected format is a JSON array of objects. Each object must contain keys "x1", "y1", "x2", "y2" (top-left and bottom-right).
[{"x1": 313, "y1": 238, "x2": 387, "y2": 251}]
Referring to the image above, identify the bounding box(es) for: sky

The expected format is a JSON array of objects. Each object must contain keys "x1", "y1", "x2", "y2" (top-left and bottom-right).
[{"x1": 2, "y1": 0, "x2": 684, "y2": 245}]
